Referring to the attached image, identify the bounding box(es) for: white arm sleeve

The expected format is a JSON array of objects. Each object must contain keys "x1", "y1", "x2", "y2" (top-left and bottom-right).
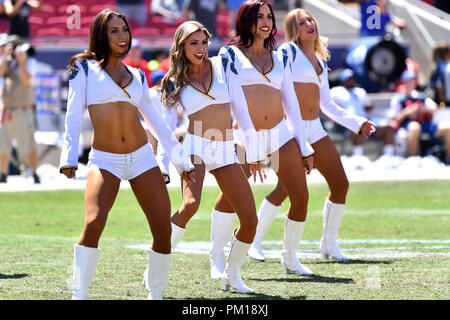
[
  {"x1": 279, "y1": 53, "x2": 314, "y2": 158},
  {"x1": 320, "y1": 78, "x2": 367, "y2": 134},
  {"x1": 219, "y1": 47, "x2": 265, "y2": 163},
  {"x1": 156, "y1": 104, "x2": 178, "y2": 176},
  {"x1": 59, "y1": 60, "x2": 86, "y2": 172},
  {"x1": 139, "y1": 77, "x2": 194, "y2": 175}
]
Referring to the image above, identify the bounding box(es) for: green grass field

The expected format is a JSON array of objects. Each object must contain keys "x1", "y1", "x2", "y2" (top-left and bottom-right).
[{"x1": 0, "y1": 180, "x2": 449, "y2": 300}]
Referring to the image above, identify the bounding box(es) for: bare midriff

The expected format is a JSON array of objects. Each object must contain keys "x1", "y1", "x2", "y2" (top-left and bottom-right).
[
  {"x1": 88, "y1": 101, "x2": 148, "y2": 154},
  {"x1": 187, "y1": 103, "x2": 233, "y2": 141},
  {"x1": 293, "y1": 82, "x2": 321, "y2": 120},
  {"x1": 242, "y1": 84, "x2": 284, "y2": 130}
]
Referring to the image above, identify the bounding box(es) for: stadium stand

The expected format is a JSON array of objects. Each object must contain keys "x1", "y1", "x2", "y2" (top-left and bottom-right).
[{"x1": 0, "y1": 0, "x2": 234, "y2": 42}]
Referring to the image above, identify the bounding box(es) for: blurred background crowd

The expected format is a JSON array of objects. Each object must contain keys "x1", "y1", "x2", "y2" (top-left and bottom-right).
[{"x1": 0, "y1": 0, "x2": 449, "y2": 184}]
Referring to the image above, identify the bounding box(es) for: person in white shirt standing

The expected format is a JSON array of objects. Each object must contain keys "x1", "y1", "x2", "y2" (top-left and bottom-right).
[{"x1": 330, "y1": 68, "x2": 395, "y2": 159}]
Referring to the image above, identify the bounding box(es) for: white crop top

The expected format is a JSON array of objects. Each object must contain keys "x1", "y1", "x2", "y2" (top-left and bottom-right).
[
  {"x1": 219, "y1": 45, "x2": 285, "y2": 89},
  {"x1": 278, "y1": 42, "x2": 367, "y2": 134},
  {"x1": 59, "y1": 59, "x2": 194, "y2": 175},
  {"x1": 175, "y1": 56, "x2": 231, "y2": 116},
  {"x1": 164, "y1": 54, "x2": 265, "y2": 163},
  {"x1": 218, "y1": 45, "x2": 314, "y2": 158}
]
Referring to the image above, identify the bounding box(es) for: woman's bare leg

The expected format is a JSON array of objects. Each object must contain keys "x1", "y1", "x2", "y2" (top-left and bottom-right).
[
  {"x1": 211, "y1": 163, "x2": 257, "y2": 243},
  {"x1": 129, "y1": 166, "x2": 172, "y2": 254},
  {"x1": 78, "y1": 168, "x2": 121, "y2": 248},
  {"x1": 130, "y1": 166, "x2": 175, "y2": 299},
  {"x1": 312, "y1": 136, "x2": 351, "y2": 260},
  {"x1": 273, "y1": 139, "x2": 309, "y2": 222},
  {"x1": 312, "y1": 136, "x2": 349, "y2": 203},
  {"x1": 213, "y1": 144, "x2": 251, "y2": 213},
  {"x1": 170, "y1": 156, "x2": 206, "y2": 229},
  {"x1": 72, "y1": 168, "x2": 120, "y2": 299}
]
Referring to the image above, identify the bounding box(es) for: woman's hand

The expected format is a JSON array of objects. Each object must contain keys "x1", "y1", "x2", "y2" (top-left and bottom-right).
[
  {"x1": 360, "y1": 121, "x2": 377, "y2": 138},
  {"x1": 181, "y1": 169, "x2": 196, "y2": 184},
  {"x1": 303, "y1": 155, "x2": 314, "y2": 175},
  {"x1": 61, "y1": 167, "x2": 76, "y2": 179},
  {"x1": 250, "y1": 161, "x2": 268, "y2": 183}
]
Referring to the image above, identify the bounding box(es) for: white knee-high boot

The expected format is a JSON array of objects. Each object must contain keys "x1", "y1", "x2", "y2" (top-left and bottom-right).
[
  {"x1": 72, "y1": 244, "x2": 100, "y2": 300},
  {"x1": 281, "y1": 216, "x2": 313, "y2": 275},
  {"x1": 248, "y1": 198, "x2": 282, "y2": 261},
  {"x1": 320, "y1": 199, "x2": 351, "y2": 260},
  {"x1": 146, "y1": 250, "x2": 172, "y2": 300},
  {"x1": 143, "y1": 222, "x2": 185, "y2": 291},
  {"x1": 209, "y1": 209, "x2": 236, "y2": 279},
  {"x1": 170, "y1": 222, "x2": 186, "y2": 249},
  {"x1": 221, "y1": 234, "x2": 254, "y2": 293}
]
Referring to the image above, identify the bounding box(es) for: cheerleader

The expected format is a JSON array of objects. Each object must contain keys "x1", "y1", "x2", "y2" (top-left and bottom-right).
[
  {"x1": 142, "y1": 21, "x2": 266, "y2": 294},
  {"x1": 59, "y1": 10, "x2": 194, "y2": 300},
  {"x1": 209, "y1": 0, "x2": 315, "y2": 277},
  {"x1": 248, "y1": 8, "x2": 376, "y2": 262}
]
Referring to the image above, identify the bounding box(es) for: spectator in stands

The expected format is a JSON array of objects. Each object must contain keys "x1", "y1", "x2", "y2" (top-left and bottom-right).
[
  {"x1": 388, "y1": 70, "x2": 450, "y2": 164},
  {"x1": 3, "y1": 0, "x2": 42, "y2": 40},
  {"x1": 0, "y1": 37, "x2": 40, "y2": 183},
  {"x1": 158, "y1": 55, "x2": 171, "y2": 73},
  {"x1": 147, "y1": 48, "x2": 169, "y2": 72},
  {"x1": 226, "y1": 0, "x2": 244, "y2": 37},
  {"x1": 429, "y1": 42, "x2": 450, "y2": 108},
  {"x1": 330, "y1": 68, "x2": 395, "y2": 158},
  {"x1": 182, "y1": 0, "x2": 220, "y2": 42},
  {"x1": 151, "y1": 0, "x2": 183, "y2": 23},
  {"x1": 122, "y1": 39, "x2": 152, "y2": 86},
  {"x1": 116, "y1": 0, "x2": 147, "y2": 27},
  {"x1": 357, "y1": 0, "x2": 405, "y2": 36}
]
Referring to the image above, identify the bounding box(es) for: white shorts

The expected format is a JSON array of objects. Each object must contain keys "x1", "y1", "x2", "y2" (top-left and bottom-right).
[
  {"x1": 87, "y1": 143, "x2": 158, "y2": 180},
  {"x1": 183, "y1": 133, "x2": 238, "y2": 172},
  {"x1": 233, "y1": 118, "x2": 293, "y2": 163},
  {"x1": 304, "y1": 118, "x2": 328, "y2": 144}
]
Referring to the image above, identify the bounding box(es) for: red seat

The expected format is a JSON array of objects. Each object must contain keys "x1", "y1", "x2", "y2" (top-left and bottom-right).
[
  {"x1": 89, "y1": 4, "x2": 117, "y2": 15},
  {"x1": 57, "y1": 4, "x2": 87, "y2": 15},
  {"x1": 81, "y1": 16, "x2": 97, "y2": 27},
  {"x1": 68, "y1": 28, "x2": 90, "y2": 36},
  {"x1": 28, "y1": 16, "x2": 44, "y2": 26},
  {"x1": 39, "y1": 4, "x2": 56, "y2": 15},
  {"x1": 132, "y1": 27, "x2": 160, "y2": 36},
  {"x1": 35, "y1": 28, "x2": 66, "y2": 36},
  {"x1": 162, "y1": 27, "x2": 178, "y2": 35},
  {"x1": 47, "y1": 16, "x2": 69, "y2": 26}
]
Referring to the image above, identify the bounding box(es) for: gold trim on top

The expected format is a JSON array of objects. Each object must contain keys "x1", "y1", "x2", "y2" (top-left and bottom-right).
[
  {"x1": 102, "y1": 65, "x2": 133, "y2": 98},
  {"x1": 186, "y1": 59, "x2": 215, "y2": 100},
  {"x1": 235, "y1": 46, "x2": 274, "y2": 83}
]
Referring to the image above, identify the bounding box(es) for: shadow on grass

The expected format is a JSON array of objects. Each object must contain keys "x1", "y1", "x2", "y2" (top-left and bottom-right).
[
  {"x1": 0, "y1": 273, "x2": 28, "y2": 279},
  {"x1": 309, "y1": 259, "x2": 394, "y2": 265},
  {"x1": 167, "y1": 293, "x2": 307, "y2": 300},
  {"x1": 250, "y1": 275, "x2": 354, "y2": 284}
]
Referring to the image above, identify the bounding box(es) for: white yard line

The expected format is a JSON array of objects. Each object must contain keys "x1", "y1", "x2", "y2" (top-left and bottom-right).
[{"x1": 126, "y1": 239, "x2": 450, "y2": 260}]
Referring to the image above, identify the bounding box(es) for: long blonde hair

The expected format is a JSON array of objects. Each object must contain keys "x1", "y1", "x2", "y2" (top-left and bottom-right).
[
  {"x1": 160, "y1": 21, "x2": 212, "y2": 109},
  {"x1": 284, "y1": 8, "x2": 330, "y2": 61}
]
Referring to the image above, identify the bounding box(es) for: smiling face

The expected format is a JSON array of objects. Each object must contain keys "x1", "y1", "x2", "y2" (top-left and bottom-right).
[
  {"x1": 106, "y1": 16, "x2": 130, "y2": 57},
  {"x1": 183, "y1": 30, "x2": 209, "y2": 67},
  {"x1": 296, "y1": 10, "x2": 317, "y2": 44},
  {"x1": 254, "y1": 4, "x2": 273, "y2": 40}
]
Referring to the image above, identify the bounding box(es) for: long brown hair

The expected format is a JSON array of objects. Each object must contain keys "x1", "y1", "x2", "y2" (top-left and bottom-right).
[
  {"x1": 230, "y1": 0, "x2": 277, "y2": 51},
  {"x1": 160, "y1": 21, "x2": 212, "y2": 109},
  {"x1": 284, "y1": 8, "x2": 330, "y2": 61},
  {"x1": 67, "y1": 9, "x2": 132, "y2": 71}
]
